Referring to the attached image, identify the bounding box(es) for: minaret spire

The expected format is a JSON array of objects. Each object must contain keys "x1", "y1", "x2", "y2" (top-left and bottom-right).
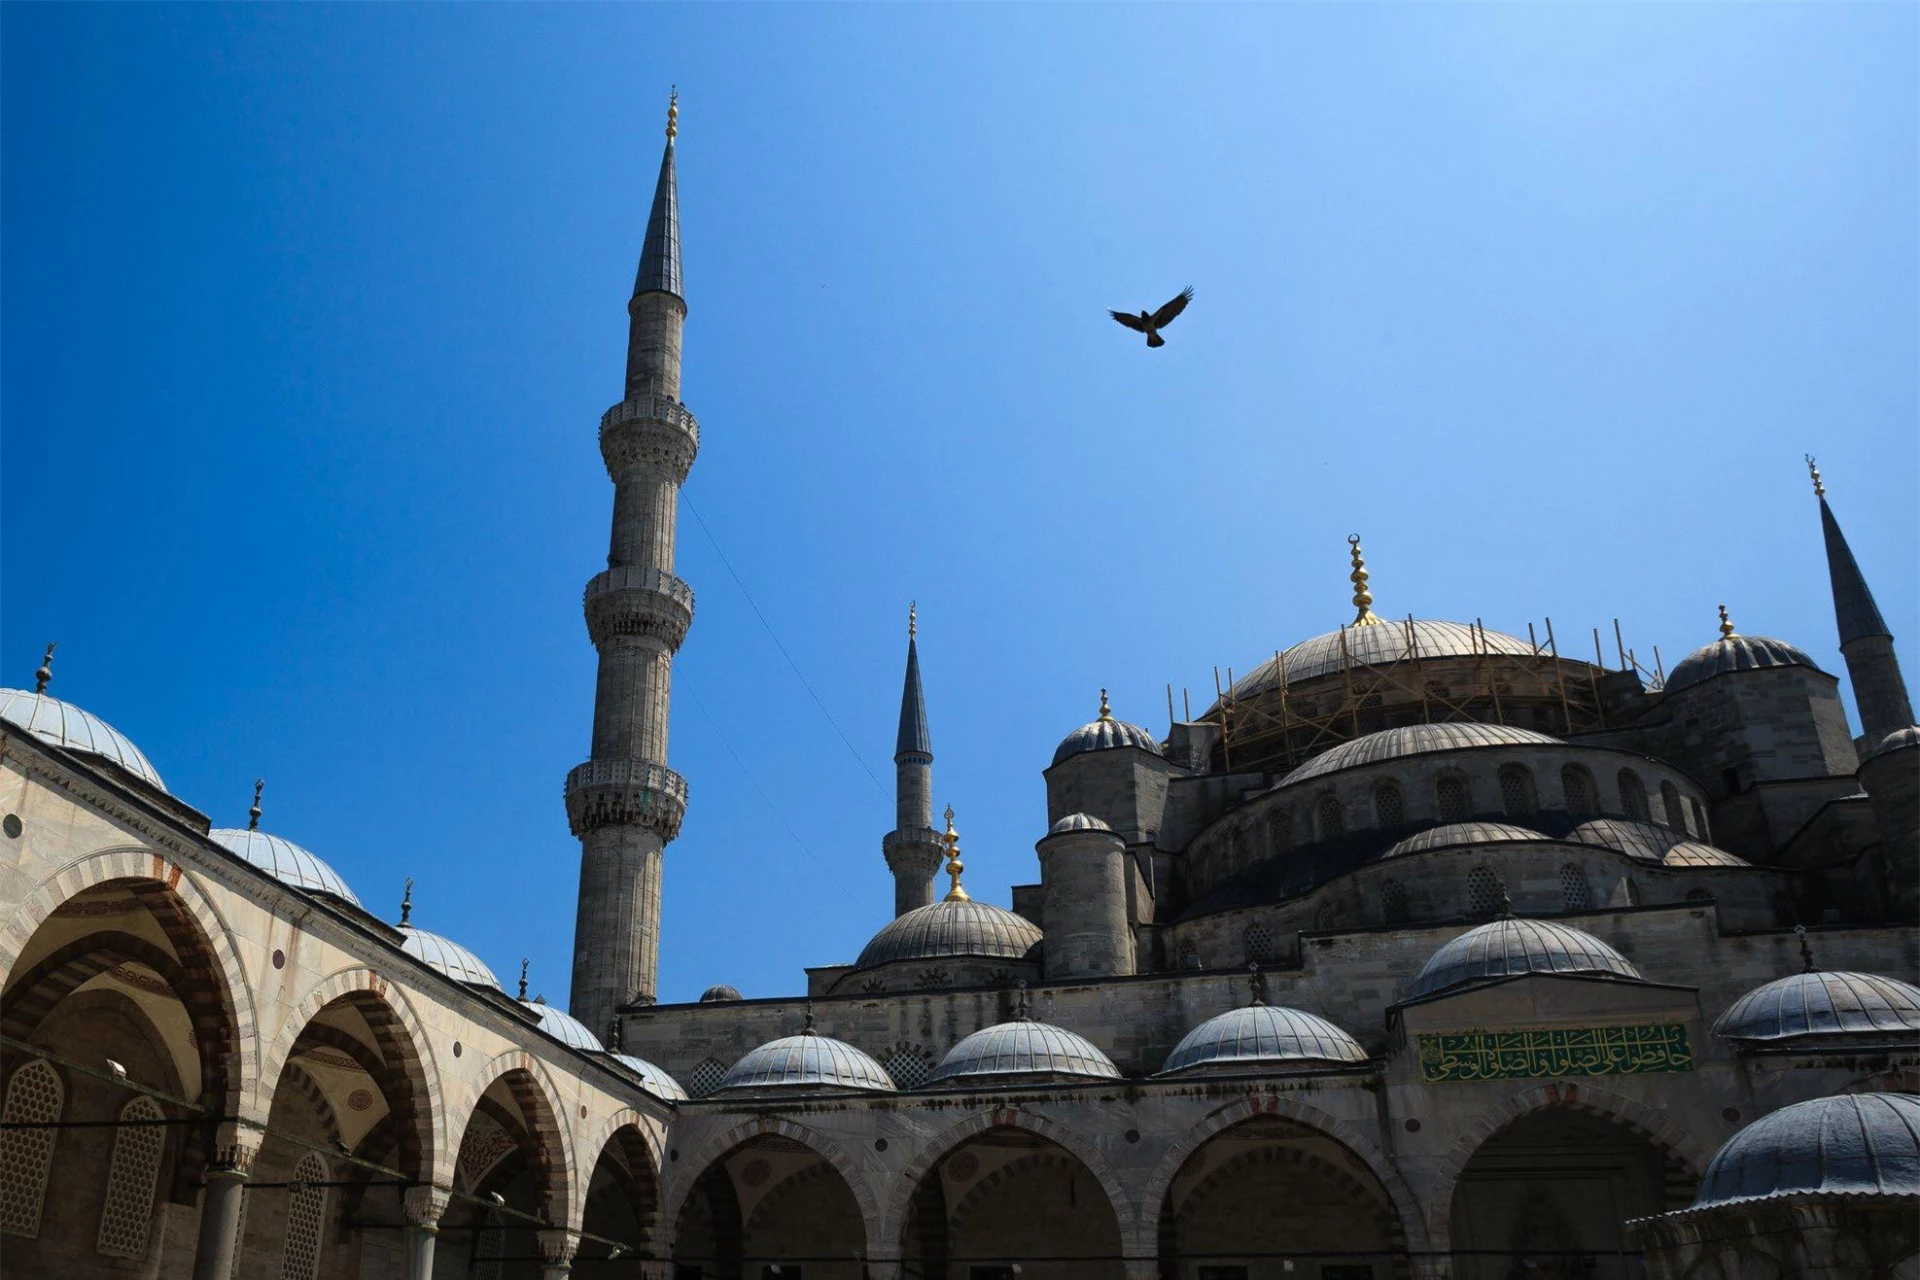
[
  {"x1": 1808, "y1": 458, "x2": 1912, "y2": 750},
  {"x1": 568, "y1": 92, "x2": 698, "y2": 1031},
  {"x1": 883, "y1": 603, "x2": 943, "y2": 915}
]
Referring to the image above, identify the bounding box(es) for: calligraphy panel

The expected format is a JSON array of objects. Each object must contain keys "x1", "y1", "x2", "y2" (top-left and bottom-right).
[{"x1": 1417, "y1": 1023, "x2": 1693, "y2": 1082}]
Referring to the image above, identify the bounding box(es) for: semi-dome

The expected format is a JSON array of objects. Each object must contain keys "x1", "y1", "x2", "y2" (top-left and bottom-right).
[
  {"x1": 855, "y1": 898, "x2": 1043, "y2": 970},
  {"x1": 1662, "y1": 842, "x2": 1750, "y2": 868},
  {"x1": 0, "y1": 688, "x2": 166, "y2": 792},
  {"x1": 1160, "y1": 1004, "x2": 1368, "y2": 1075},
  {"x1": 1570, "y1": 818, "x2": 1689, "y2": 863},
  {"x1": 1410, "y1": 917, "x2": 1643, "y2": 999},
  {"x1": 929, "y1": 1019, "x2": 1121, "y2": 1085},
  {"x1": 1713, "y1": 971, "x2": 1920, "y2": 1047},
  {"x1": 1665, "y1": 630, "x2": 1821, "y2": 694},
  {"x1": 1052, "y1": 692, "x2": 1162, "y2": 767},
  {"x1": 1282, "y1": 723, "x2": 1562, "y2": 787},
  {"x1": 400, "y1": 927, "x2": 501, "y2": 989},
  {"x1": 1386, "y1": 821, "x2": 1552, "y2": 858},
  {"x1": 1048, "y1": 812, "x2": 1113, "y2": 834},
  {"x1": 1221, "y1": 620, "x2": 1541, "y2": 705},
  {"x1": 611, "y1": 1053, "x2": 688, "y2": 1101},
  {"x1": 716, "y1": 1030, "x2": 895, "y2": 1094},
  {"x1": 1692, "y1": 1093, "x2": 1920, "y2": 1207},
  {"x1": 522, "y1": 1000, "x2": 603, "y2": 1052},
  {"x1": 209, "y1": 828, "x2": 361, "y2": 905},
  {"x1": 699, "y1": 984, "x2": 743, "y2": 1003}
]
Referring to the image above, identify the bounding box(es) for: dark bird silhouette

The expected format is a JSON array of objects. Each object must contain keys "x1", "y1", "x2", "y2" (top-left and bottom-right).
[{"x1": 1110, "y1": 287, "x2": 1193, "y2": 347}]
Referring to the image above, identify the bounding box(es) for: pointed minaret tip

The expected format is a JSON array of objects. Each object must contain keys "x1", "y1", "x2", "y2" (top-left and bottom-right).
[
  {"x1": 634, "y1": 88, "x2": 683, "y2": 301},
  {"x1": 896, "y1": 608, "x2": 932, "y2": 759},
  {"x1": 1814, "y1": 462, "x2": 1892, "y2": 646}
]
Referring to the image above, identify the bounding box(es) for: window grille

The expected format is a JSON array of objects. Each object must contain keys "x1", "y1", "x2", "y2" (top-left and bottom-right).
[
  {"x1": 1313, "y1": 902, "x2": 1339, "y2": 931},
  {"x1": 1561, "y1": 766, "x2": 1596, "y2": 818},
  {"x1": 96, "y1": 1096, "x2": 165, "y2": 1258},
  {"x1": 1315, "y1": 793, "x2": 1345, "y2": 839},
  {"x1": 1498, "y1": 766, "x2": 1538, "y2": 818},
  {"x1": 1226, "y1": 826, "x2": 1246, "y2": 868},
  {"x1": 1560, "y1": 864, "x2": 1591, "y2": 912},
  {"x1": 1617, "y1": 769, "x2": 1649, "y2": 821},
  {"x1": 473, "y1": 1212, "x2": 505, "y2": 1280},
  {"x1": 881, "y1": 1050, "x2": 932, "y2": 1090},
  {"x1": 1373, "y1": 783, "x2": 1405, "y2": 828},
  {"x1": 1177, "y1": 938, "x2": 1201, "y2": 969},
  {"x1": 1381, "y1": 880, "x2": 1409, "y2": 924},
  {"x1": 1467, "y1": 867, "x2": 1502, "y2": 917},
  {"x1": 279, "y1": 1153, "x2": 329, "y2": 1280},
  {"x1": 1436, "y1": 776, "x2": 1470, "y2": 823},
  {"x1": 688, "y1": 1058, "x2": 728, "y2": 1099},
  {"x1": 1661, "y1": 782, "x2": 1686, "y2": 831},
  {"x1": 1267, "y1": 809, "x2": 1291, "y2": 855},
  {"x1": 0, "y1": 1059, "x2": 62, "y2": 1238},
  {"x1": 1243, "y1": 923, "x2": 1276, "y2": 963}
]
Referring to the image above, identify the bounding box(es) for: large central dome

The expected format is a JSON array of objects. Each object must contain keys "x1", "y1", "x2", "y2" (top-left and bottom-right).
[
  {"x1": 856, "y1": 898, "x2": 1043, "y2": 970},
  {"x1": 1220, "y1": 620, "x2": 1540, "y2": 706}
]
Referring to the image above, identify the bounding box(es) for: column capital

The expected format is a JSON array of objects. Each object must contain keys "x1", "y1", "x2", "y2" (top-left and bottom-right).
[
  {"x1": 402, "y1": 1184, "x2": 451, "y2": 1228},
  {"x1": 537, "y1": 1227, "x2": 579, "y2": 1266},
  {"x1": 203, "y1": 1125, "x2": 260, "y2": 1177}
]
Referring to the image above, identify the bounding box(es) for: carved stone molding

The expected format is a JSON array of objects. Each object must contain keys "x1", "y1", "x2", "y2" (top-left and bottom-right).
[
  {"x1": 583, "y1": 567, "x2": 694, "y2": 651},
  {"x1": 598, "y1": 397, "x2": 698, "y2": 483},
  {"x1": 564, "y1": 760, "x2": 688, "y2": 842}
]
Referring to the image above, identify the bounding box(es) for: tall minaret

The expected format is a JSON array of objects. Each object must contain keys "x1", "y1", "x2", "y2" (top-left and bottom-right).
[
  {"x1": 1810, "y1": 458, "x2": 1914, "y2": 750},
  {"x1": 881, "y1": 605, "x2": 944, "y2": 916},
  {"x1": 568, "y1": 94, "x2": 695, "y2": 1029}
]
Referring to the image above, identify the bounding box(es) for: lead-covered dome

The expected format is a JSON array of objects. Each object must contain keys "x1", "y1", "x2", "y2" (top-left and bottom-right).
[
  {"x1": 1386, "y1": 822, "x2": 1551, "y2": 858},
  {"x1": 1873, "y1": 725, "x2": 1920, "y2": 757},
  {"x1": 856, "y1": 898, "x2": 1043, "y2": 970},
  {"x1": 1663, "y1": 842, "x2": 1750, "y2": 868},
  {"x1": 1049, "y1": 813, "x2": 1113, "y2": 834},
  {"x1": 1052, "y1": 693, "x2": 1162, "y2": 767},
  {"x1": 699, "y1": 984, "x2": 743, "y2": 1003},
  {"x1": 1160, "y1": 1004, "x2": 1368, "y2": 1075},
  {"x1": 1714, "y1": 971, "x2": 1920, "y2": 1047},
  {"x1": 1410, "y1": 917, "x2": 1642, "y2": 999},
  {"x1": 0, "y1": 688, "x2": 166, "y2": 792},
  {"x1": 521, "y1": 1000, "x2": 603, "y2": 1052},
  {"x1": 1570, "y1": 818, "x2": 1688, "y2": 863},
  {"x1": 210, "y1": 828, "x2": 360, "y2": 905},
  {"x1": 611, "y1": 1054, "x2": 688, "y2": 1101},
  {"x1": 1666, "y1": 632, "x2": 1821, "y2": 694},
  {"x1": 1283, "y1": 723, "x2": 1562, "y2": 786},
  {"x1": 717, "y1": 1030, "x2": 894, "y2": 1094},
  {"x1": 1692, "y1": 1093, "x2": 1920, "y2": 1207},
  {"x1": 400, "y1": 927, "x2": 501, "y2": 989},
  {"x1": 1221, "y1": 621, "x2": 1540, "y2": 705},
  {"x1": 929, "y1": 1019, "x2": 1121, "y2": 1085}
]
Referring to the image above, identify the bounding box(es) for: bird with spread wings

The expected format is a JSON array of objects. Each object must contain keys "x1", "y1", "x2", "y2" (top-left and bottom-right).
[{"x1": 1109, "y1": 286, "x2": 1194, "y2": 347}]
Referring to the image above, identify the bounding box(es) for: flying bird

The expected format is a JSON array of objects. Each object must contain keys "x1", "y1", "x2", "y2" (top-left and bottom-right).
[{"x1": 1109, "y1": 287, "x2": 1194, "y2": 347}]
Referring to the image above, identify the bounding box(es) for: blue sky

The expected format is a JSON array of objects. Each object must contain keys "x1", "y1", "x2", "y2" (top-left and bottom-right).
[{"x1": 4, "y1": 4, "x2": 1913, "y2": 1007}]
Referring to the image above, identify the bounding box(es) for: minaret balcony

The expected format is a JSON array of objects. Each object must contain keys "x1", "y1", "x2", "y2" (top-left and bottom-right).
[
  {"x1": 600, "y1": 395, "x2": 699, "y2": 482},
  {"x1": 565, "y1": 759, "x2": 688, "y2": 841},
  {"x1": 883, "y1": 825, "x2": 946, "y2": 875},
  {"x1": 584, "y1": 566, "x2": 694, "y2": 649}
]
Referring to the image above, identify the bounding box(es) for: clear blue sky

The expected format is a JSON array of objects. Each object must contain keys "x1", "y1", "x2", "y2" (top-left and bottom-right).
[{"x1": 4, "y1": 5, "x2": 1913, "y2": 1007}]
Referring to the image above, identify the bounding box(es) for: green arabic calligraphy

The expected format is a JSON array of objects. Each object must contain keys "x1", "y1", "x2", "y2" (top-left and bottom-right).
[{"x1": 1417, "y1": 1024, "x2": 1693, "y2": 1082}]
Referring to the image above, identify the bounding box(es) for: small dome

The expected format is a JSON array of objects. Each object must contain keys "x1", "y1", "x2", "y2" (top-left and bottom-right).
[
  {"x1": 1222, "y1": 621, "x2": 1541, "y2": 704},
  {"x1": 1663, "y1": 842, "x2": 1750, "y2": 868},
  {"x1": 1048, "y1": 813, "x2": 1113, "y2": 835},
  {"x1": 929, "y1": 1019, "x2": 1121, "y2": 1086},
  {"x1": 400, "y1": 927, "x2": 501, "y2": 989},
  {"x1": 1692, "y1": 1093, "x2": 1920, "y2": 1207},
  {"x1": 1411, "y1": 917, "x2": 1642, "y2": 999},
  {"x1": 717, "y1": 1032, "x2": 895, "y2": 1094},
  {"x1": 209, "y1": 829, "x2": 361, "y2": 905},
  {"x1": 1714, "y1": 971, "x2": 1920, "y2": 1046},
  {"x1": 1281, "y1": 723, "x2": 1562, "y2": 787},
  {"x1": 1872, "y1": 725, "x2": 1920, "y2": 757},
  {"x1": 1666, "y1": 634, "x2": 1821, "y2": 694},
  {"x1": 522, "y1": 1000, "x2": 603, "y2": 1052},
  {"x1": 1052, "y1": 695, "x2": 1163, "y2": 767},
  {"x1": 1386, "y1": 822, "x2": 1552, "y2": 858},
  {"x1": 1160, "y1": 1004, "x2": 1368, "y2": 1075},
  {"x1": 855, "y1": 898, "x2": 1043, "y2": 970},
  {"x1": 699, "y1": 984, "x2": 743, "y2": 1003},
  {"x1": 0, "y1": 689, "x2": 166, "y2": 792},
  {"x1": 1570, "y1": 818, "x2": 1688, "y2": 863},
  {"x1": 610, "y1": 1054, "x2": 688, "y2": 1101}
]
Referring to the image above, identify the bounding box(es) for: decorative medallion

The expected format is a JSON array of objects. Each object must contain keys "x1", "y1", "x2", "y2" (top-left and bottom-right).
[
  {"x1": 347, "y1": 1089, "x2": 374, "y2": 1112},
  {"x1": 1417, "y1": 1024, "x2": 1693, "y2": 1083}
]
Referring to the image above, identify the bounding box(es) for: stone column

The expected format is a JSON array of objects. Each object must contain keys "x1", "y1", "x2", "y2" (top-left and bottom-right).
[
  {"x1": 189, "y1": 1134, "x2": 257, "y2": 1280},
  {"x1": 403, "y1": 1185, "x2": 450, "y2": 1280}
]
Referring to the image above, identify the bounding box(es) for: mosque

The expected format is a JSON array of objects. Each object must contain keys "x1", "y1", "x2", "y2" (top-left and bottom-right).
[{"x1": 2, "y1": 99, "x2": 1917, "y2": 1280}]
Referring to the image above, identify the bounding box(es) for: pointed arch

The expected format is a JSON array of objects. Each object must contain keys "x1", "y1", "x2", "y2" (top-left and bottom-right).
[
  {"x1": 662, "y1": 1115, "x2": 883, "y2": 1260},
  {"x1": 575, "y1": 1108, "x2": 666, "y2": 1244},
  {"x1": 451, "y1": 1048, "x2": 578, "y2": 1229}
]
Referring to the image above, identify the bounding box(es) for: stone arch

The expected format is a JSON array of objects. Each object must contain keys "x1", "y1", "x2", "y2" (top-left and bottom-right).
[
  {"x1": 1164, "y1": 1143, "x2": 1405, "y2": 1271},
  {"x1": 743, "y1": 1161, "x2": 849, "y2": 1236},
  {"x1": 663, "y1": 1115, "x2": 882, "y2": 1259},
  {"x1": 257, "y1": 965, "x2": 444, "y2": 1186},
  {"x1": 0, "y1": 849, "x2": 259, "y2": 1121},
  {"x1": 1139, "y1": 1094, "x2": 1431, "y2": 1257},
  {"x1": 883, "y1": 1107, "x2": 1138, "y2": 1258},
  {"x1": 277, "y1": 1061, "x2": 344, "y2": 1148},
  {"x1": 575, "y1": 1110, "x2": 665, "y2": 1246},
  {"x1": 453, "y1": 1048, "x2": 578, "y2": 1228},
  {"x1": 1426, "y1": 1080, "x2": 1710, "y2": 1248}
]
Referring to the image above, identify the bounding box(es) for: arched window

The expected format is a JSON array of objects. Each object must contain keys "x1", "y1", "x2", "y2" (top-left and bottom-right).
[
  {"x1": 1498, "y1": 765, "x2": 1538, "y2": 818},
  {"x1": 1225, "y1": 826, "x2": 1247, "y2": 873},
  {"x1": 1243, "y1": 922, "x2": 1276, "y2": 964},
  {"x1": 0, "y1": 1059, "x2": 63, "y2": 1238},
  {"x1": 1436, "y1": 775, "x2": 1471, "y2": 823},
  {"x1": 1690, "y1": 798, "x2": 1711, "y2": 842},
  {"x1": 1177, "y1": 937, "x2": 1202, "y2": 969},
  {"x1": 1467, "y1": 866, "x2": 1502, "y2": 917},
  {"x1": 1373, "y1": 782, "x2": 1405, "y2": 828},
  {"x1": 1267, "y1": 808, "x2": 1291, "y2": 856},
  {"x1": 1560, "y1": 864, "x2": 1591, "y2": 912},
  {"x1": 687, "y1": 1058, "x2": 728, "y2": 1099},
  {"x1": 1660, "y1": 781, "x2": 1686, "y2": 831},
  {"x1": 1381, "y1": 880, "x2": 1409, "y2": 924},
  {"x1": 1561, "y1": 765, "x2": 1597, "y2": 818},
  {"x1": 1315, "y1": 793, "x2": 1345, "y2": 840},
  {"x1": 96, "y1": 1096, "x2": 165, "y2": 1258},
  {"x1": 1616, "y1": 769, "x2": 1649, "y2": 821},
  {"x1": 279, "y1": 1152, "x2": 329, "y2": 1280}
]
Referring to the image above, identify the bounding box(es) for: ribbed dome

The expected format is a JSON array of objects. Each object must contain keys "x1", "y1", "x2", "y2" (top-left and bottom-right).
[
  {"x1": 1282, "y1": 723, "x2": 1562, "y2": 786},
  {"x1": 1222, "y1": 621, "x2": 1540, "y2": 704},
  {"x1": 1386, "y1": 822, "x2": 1552, "y2": 858},
  {"x1": 1873, "y1": 725, "x2": 1920, "y2": 757},
  {"x1": 855, "y1": 898, "x2": 1043, "y2": 970},
  {"x1": 1693, "y1": 1093, "x2": 1920, "y2": 1207},
  {"x1": 400, "y1": 927, "x2": 500, "y2": 989},
  {"x1": 1570, "y1": 818, "x2": 1688, "y2": 863},
  {"x1": 717, "y1": 1032, "x2": 895, "y2": 1094},
  {"x1": 1411, "y1": 917, "x2": 1643, "y2": 999},
  {"x1": 209, "y1": 829, "x2": 360, "y2": 905},
  {"x1": 520, "y1": 1000, "x2": 603, "y2": 1052},
  {"x1": 1666, "y1": 635, "x2": 1821, "y2": 694},
  {"x1": 0, "y1": 689, "x2": 166, "y2": 791},
  {"x1": 699, "y1": 984, "x2": 743, "y2": 1003},
  {"x1": 929, "y1": 1019, "x2": 1121, "y2": 1085},
  {"x1": 1048, "y1": 813, "x2": 1113, "y2": 834},
  {"x1": 1160, "y1": 1004, "x2": 1368, "y2": 1075},
  {"x1": 1052, "y1": 714, "x2": 1162, "y2": 767},
  {"x1": 1662, "y1": 842, "x2": 1750, "y2": 868},
  {"x1": 611, "y1": 1053, "x2": 688, "y2": 1101},
  {"x1": 1714, "y1": 971, "x2": 1920, "y2": 1046}
]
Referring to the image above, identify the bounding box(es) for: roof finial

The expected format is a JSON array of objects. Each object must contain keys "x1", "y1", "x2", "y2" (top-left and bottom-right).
[
  {"x1": 1806, "y1": 454, "x2": 1825, "y2": 499},
  {"x1": 941, "y1": 805, "x2": 970, "y2": 901},
  {"x1": 803, "y1": 999, "x2": 816, "y2": 1035},
  {"x1": 248, "y1": 779, "x2": 264, "y2": 832},
  {"x1": 1014, "y1": 979, "x2": 1030, "y2": 1021},
  {"x1": 1248, "y1": 962, "x2": 1266, "y2": 1007},
  {"x1": 1098, "y1": 688, "x2": 1112, "y2": 721},
  {"x1": 607, "y1": 1016, "x2": 624, "y2": 1051},
  {"x1": 908, "y1": 600, "x2": 917, "y2": 639},
  {"x1": 33, "y1": 643, "x2": 55, "y2": 694},
  {"x1": 1496, "y1": 884, "x2": 1513, "y2": 919},
  {"x1": 1717, "y1": 603, "x2": 1737, "y2": 640},
  {"x1": 517, "y1": 958, "x2": 529, "y2": 1001},
  {"x1": 665, "y1": 87, "x2": 678, "y2": 141},
  {"x1": 398, "y1": 878, "x2": 413, "y2": 927},
  {"x1": 1795, "y1": 924, "x2": 1818, "y2": 974},
  {"x1": 1348, "y1": 535, "x2": 1381, "y2": 626}
]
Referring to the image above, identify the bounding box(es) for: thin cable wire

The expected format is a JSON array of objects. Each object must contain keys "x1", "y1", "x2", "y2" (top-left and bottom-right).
[
  {"x1": 683, "y1": 496, "x2": 890, "y2": 800},
  {"x1": 680, "y1": 675, "x2": 837, "y2": 882}
]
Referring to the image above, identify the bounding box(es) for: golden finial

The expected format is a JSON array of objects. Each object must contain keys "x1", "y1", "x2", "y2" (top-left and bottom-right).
[
  {"x1": 1098, "y1": 688, "x2": 1112, "y2": 722},
  {"x1": 33, "y1": 643, "x2": 55, "y2": 694},
  {"x1": 941, "y1": 805, "x2": 970, "y2": 902},
  {"x1": 248, "y1": 779, "x2": 264, "y2": 832},
  {"x1": 1806, "y1": 454, "x2": 1825, "y2": 499},
  {"x1": 1348, "y1": 535, "x2": 1382, "y2": 626},
  {"x1": 1718, "y1": 604, "x2": 1737, "y2": 640},
  {"x1": 1248, "y1": 962, "x2": 1266, "y2": 1007},
  {"x1": 665, "y1": 87, "x2": 678, "y2": 141},
  {"x1": 908, "y1": 600, "x2": 917, "y2": 639},
  {"x1": 398, "y1": 877, "x2": 414, "y2": 927}
]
